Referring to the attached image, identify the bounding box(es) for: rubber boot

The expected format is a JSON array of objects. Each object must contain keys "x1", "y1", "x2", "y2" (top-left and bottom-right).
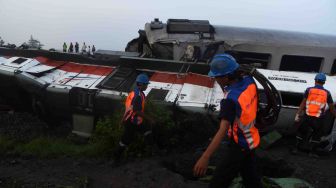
[{"x1": 113, "y1": 144, "x2": 126, "y2": 165}]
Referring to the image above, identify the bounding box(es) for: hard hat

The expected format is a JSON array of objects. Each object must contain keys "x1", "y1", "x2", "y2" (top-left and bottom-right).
[
  {"x1": 208, "y1": 54, "x2": 239, "y2": 77},
  {"x1": 314, "y1": 73, "x2": 326, "y2": 82},
  {"x1": 136, "y1": 73, "x2": 150, "y2": 84}
]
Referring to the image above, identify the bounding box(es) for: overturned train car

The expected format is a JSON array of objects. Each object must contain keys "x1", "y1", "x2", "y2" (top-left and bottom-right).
[{"x1": 0, "y1": 55, "x2": 335, "y2": 150}]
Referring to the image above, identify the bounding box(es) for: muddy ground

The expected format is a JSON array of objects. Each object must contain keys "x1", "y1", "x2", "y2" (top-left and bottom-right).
[
  {"x1": 0, "y1": 139, "x2": 335, "y2": 188},
  {"x1": 0, "y1": 112, "x2": 335, "y2": 188}
]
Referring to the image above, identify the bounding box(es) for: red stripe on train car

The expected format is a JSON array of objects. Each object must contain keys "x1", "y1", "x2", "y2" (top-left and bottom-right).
[
  {"x1": 150, "y1": 72, "x2": 214, "y2": 88},
  {"x1": 184, "y1": 73, "x2": 214, "y2": 88},
  {"x1": 35, "y1": 57, "x2": 114, "y2": 75},
  {"x1": 59, "y1": 62, "x2": 114, "y2": 75},
  {"x1": 90, "y1": 66, "x2": 114, "y2": 76},
  {"x1": 35, "y1": 57, "x2": 66, "y2": 67},
  {"x1": 150, "y1": 72, "x2": 185, "y2": 85}
]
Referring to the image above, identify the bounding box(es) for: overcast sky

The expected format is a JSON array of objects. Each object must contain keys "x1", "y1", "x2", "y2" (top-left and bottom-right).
[{"x1": 0, "y1": 0, "x2": 335, "y2": 50}]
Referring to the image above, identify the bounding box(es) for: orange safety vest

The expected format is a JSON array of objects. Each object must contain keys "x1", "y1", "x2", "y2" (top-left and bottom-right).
[
  {"x1": 226, "y1": 76, "x2": 260, "y2": 150},
  {"x1": 123, "y1": 89, "x2": 145, "y2": 125},
  {"x1": 305, "y1": 87, "x2": 328, "y2": 118}
]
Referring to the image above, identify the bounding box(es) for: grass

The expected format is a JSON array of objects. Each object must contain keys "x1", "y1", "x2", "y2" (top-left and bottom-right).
[
  {"x1": 0, "y1": 100, "x2": 125, "y2": 158},
  {"x1": 0, "y1": 136, "x2": 111, "y2": 158},
  {"x1": 0, "y1": 99, "x2": 207, "y2": 158}
]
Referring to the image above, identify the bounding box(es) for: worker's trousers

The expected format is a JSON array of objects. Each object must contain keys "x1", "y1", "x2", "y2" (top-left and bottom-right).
[
  {"x1": 120, "y1": 119, "x2": 153, "y2": 146},
  {"x1": 209, "y1": 142, "x2": 262, "y2": 188},
  {"x1": 296, "y1": 114, "x2": 324, "y2": 152}
]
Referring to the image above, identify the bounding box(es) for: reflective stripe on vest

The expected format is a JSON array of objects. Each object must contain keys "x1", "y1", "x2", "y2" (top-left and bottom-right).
[
  {"x1": 123, "y1": 90, "x2": 145, "y2": 125},
  {"x1": 228, "y1": 83, "x2": 260, "y2": 150},
  {"x1": 305, "y1": 88, "x2": 327, "y2": 117}
]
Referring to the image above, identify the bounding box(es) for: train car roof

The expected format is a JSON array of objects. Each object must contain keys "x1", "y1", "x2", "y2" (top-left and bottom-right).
[
  {"x1": 145, "y1": 21, "x2": 336, "y2": 49},
  {"x1": 214, "y1": 25, "x2": 336, "y2": 49}
]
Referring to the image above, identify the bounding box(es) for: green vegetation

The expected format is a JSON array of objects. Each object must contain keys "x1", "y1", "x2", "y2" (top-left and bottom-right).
[
  {"x1": 0, "y1": 176, "x2": 89, "y2": 188},
  {"x1": 0, "y1": 99, "x2": 183, "y2": 159},
  {"x1": 0, "y1": 136, "x2": 104, "y2": 158},
  {"x1": 0, "y1": 136, "x2": 15, "y2": 153}
]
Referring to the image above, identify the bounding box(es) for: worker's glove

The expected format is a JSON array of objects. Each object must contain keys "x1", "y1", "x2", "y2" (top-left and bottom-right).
[{"x1": 294, "y1": 113, "x2": 300, "y2": 122}]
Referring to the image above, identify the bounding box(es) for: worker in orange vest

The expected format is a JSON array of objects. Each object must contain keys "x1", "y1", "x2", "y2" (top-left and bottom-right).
[
  {"x1": 193, "y1": 54, "x2": 262, "y2": 188},
  {"x1": 294, "y1": 73, "x2": 336, "y2": 153},
  {"x1": 114, "y1": 73, "x2": 154, "y2": 163}
]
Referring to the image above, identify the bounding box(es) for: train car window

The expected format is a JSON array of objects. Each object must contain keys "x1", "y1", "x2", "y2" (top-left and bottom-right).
[
  {"x1": 147, "y1": 89, "x2": 169, "y2": 101},
  {"x1": 98, "y1": 67, "x2": 137, "y2": 92},
  {"x1": 12, "y1": 58, "x2": 27, "y2": 64},
  {"x1": 280, "y1": 92, "x2": 304, "y2": 107},
  {"x1": 280, "y1": 55, "x2": 323, "y2": 72},
  {"x1": 226, "y1": 51, "x2": 270, "y2": 68},
  {"x1": 331, "y1": 60, "x2": 336, "y2": 75}
]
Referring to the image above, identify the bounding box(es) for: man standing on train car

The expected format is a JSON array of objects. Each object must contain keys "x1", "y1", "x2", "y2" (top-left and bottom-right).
[
  {"x1": 193, "y1": 54, "x2": 262, "y2": 188},
  {"x1": 114, "y1": 73, "x2": 154, "y2": 163},
  {"x1": 294, "y1": 73, "x2": 336, "y2": 153}
]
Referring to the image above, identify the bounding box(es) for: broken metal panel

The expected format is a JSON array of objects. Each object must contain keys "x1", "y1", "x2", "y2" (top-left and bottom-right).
[
  {"x1": 1, "y1": 57, "x2": 40, "y2": 73},
  {"x1": 25, "y1": 64, "x2": 56, "y2": 74}
]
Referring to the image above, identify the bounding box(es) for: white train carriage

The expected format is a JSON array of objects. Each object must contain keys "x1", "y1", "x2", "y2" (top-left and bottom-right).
[{"x1": 0, "y1": 56, "x2": 335, "y2": 148}]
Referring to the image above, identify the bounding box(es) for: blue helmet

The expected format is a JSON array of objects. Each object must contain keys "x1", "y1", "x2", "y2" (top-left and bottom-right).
[
  {"x1": 208, "y1": 54, "x2": 239, "y2": 77},
  {"x1": 314, "y1": 73, "x2": 326, "y2": 82},
  {"x1": 136, "y1": 73, "x2": 150, "y2": 84}
]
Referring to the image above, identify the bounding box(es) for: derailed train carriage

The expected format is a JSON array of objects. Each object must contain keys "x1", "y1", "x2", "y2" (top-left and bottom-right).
[
  {"x1": 0, "y1": 54, "x2": 335, "y2": 151},
  {"x1": 0, "y1": 18, "x2": 336, "y2": 150}
]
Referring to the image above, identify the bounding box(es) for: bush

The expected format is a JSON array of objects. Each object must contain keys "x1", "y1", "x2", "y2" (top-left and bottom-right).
[
  {"x1": 90, "y1": 107, "x2": 124, "y2": 157},
  {"x1": 89, "y1": 98, "x2": 180, "y2": 158},
  {"x1": 0, "y1": 97, "x2": 217, "y2": 158},
  {"x1": 0, "y1": 136, "x2": 16, "y2": 155},
  {"x1": 12, "y1": 137, "x2": 103, "y2": 158}
]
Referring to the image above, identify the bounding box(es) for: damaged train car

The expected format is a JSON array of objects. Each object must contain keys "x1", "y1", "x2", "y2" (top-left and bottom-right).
[
  {"x1": 125, "y1": 18, "x2": 336, "y2": 74},
  {"x1": 0, "y1": 18, "x2": 336, "y2": 152},
  {"x1": 0, "y1": 55, "x2": 335, "y2": 151}
]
